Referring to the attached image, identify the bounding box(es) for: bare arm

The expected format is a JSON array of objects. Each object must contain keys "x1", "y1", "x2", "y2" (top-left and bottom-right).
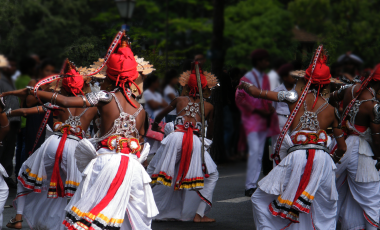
[
  {"x1": 152, "y1": 99, "x2": 177, "y2": 132},
  {"x1": 0, "y1": 106, "x2": 9, "y2": 142},
  {"x1": 6, "y1": 106, "x2": 44, "y2": 117},
  {"x1": 332, "y1": 117, "x2": 347, "y2": 161},
  {"x1": 0, "y1": 88, "x2": 91, "y2": 108}
]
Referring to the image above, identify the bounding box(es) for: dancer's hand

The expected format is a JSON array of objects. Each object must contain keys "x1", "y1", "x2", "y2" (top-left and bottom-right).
[
  {"x1": 237, "y1": 81, "x2": 260, "y2": 97},
  {"x1": 151, "y1": 122, "x2": 164, "y2": 133}
]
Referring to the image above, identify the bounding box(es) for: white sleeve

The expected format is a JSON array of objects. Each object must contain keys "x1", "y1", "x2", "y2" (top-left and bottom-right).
[
  {"x1": 143, "y1": 90, "x2": 154, "y2": 102},
  {"x1": 164, "y1": 85, "x2": 175, "y2": 96}
]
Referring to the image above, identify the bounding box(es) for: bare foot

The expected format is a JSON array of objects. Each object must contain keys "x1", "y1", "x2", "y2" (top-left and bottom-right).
[
  {"x1": 6, "y1": 214, "x2": 23, "y2": 229},
  {"x1": 193, "y1": 214, "x2": 216, "y2": 223}
]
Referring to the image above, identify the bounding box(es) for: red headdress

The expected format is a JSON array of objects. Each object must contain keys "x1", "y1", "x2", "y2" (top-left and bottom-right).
[
  {"x1": 371, "y1": 64, "x2": 380, "y2": 82},
  {"x1": 304, "y1": 53, "x2": 331, "y2": 109},
  {"x1": 187, "y1": 62, "x2": 208, "y2": 97},
  {"x1": 106, "y1": 39, "x2": 140, "y2": 108},
  {"x1": 61, "y1": 60, "x2": 84, "y2": 96}
]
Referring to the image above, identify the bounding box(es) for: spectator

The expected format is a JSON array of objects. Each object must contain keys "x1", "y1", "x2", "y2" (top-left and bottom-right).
[
  {"x1": 194, "y1": 53, "x2": 206, "y2": 66},
  {"x1": 24, "y1": 59, "x2": 55, "y2": 159},
  {"x1": 271, "y1": 63, "x2": 296, "y2": 159},
  {"x1": 235, "y1": 49, "x2": 279, "y2": 197},
  {"x1": 143, "y1": 74, "x2": 168, "y2": 119},
  {"x1": 0, "y1": 56, "x2": 20, "y2": 188},
  {"x1": 14, "y1": 56, "x2": 37, "y2": 177},
  {"x1": 267, "y1": 58, "x2": 286, "y2": 91},
  {"x1": 7, "y1": 57, "x2": 21, "y2": 85},
  {"x1": 162, "y1": 69, "x2": 179, "y2": 123},
  {"x1": 143, "y1": 74, "x2": 168, "y2": 156}
]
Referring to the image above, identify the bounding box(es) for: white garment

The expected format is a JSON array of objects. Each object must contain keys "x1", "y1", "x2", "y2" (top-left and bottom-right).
[
  {"x1": 252, "y1": 131, "x2": 338, "y2": 230},
  {"x1": 143, "y1": 89, "x2": 163, "y2": 118},
  {"x1": 268, "y1": 69, "x2": 280, "y2": 91},
  {"x1": 64, "y1": 145, "x2": 158, "y2": 230},
  {"x1": 163, "y1": 85, "x2": 179, "y2": 115},
  {"x1": 245, "y1": 131, "x2": 267, "y2": 190},
  {"x1": 11, "y1": 70, "x2": 21, "y2": 85},
  {"x1": 0, "y1": 164, "x2": 8, "y2": 229},
  {"x1": 335, "y1": 135, "x2": 380, "y2": 229},
  {"x1": 147, "y1": 128, "x2": 218, "y2": 220},
  {"x1": 15, "y1": 135, "x2": 81, "y2": 230},
  {"x1": 244, "y1": 68, "x2": 264, "y2": 88}
]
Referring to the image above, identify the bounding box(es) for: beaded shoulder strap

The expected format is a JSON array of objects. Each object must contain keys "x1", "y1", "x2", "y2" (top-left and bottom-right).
[{"x1": 272, "y1": 45, "x2": 323, "y2": 165}]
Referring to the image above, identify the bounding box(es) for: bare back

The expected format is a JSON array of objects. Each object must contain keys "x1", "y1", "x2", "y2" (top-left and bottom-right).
[
  {"x1": 98, "y1": 91, "x2": 146, "y2": 142},
  {"x1": 289, "y1": 93, "x2": 336, "y2": 132},
  {"x1": 174, "y1": 96, "x2": 213, "y2": 124},
  {"x1": 342, "y1": 84, "x2": 377, "y2": 127},
  {"x1": 55, "y1": 107, "x2": 98, "y2": 131}
]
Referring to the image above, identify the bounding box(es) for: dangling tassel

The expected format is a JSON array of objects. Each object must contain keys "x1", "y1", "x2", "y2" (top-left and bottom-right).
[{"x1": 311, "y1": 85, "x2": 322, "y2": 109}]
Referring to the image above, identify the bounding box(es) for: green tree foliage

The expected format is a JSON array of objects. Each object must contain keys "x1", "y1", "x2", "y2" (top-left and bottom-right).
[
  {"x1": 224, "y1": 0, "x2": 296, "y2": 68},
  {"x1": 288, "y1": 0, "x2": 380, "y2": 66}
]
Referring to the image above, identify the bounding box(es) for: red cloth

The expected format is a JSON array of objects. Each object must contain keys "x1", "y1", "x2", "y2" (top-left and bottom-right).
[
  {"x1": 293, "y1": 149, "x2": 315, "y2": 206},
  {"x1": 188, "y1": 62, "x2": 207, "y2": 97},
  {"x1": 372, "y1": 64, "x2": 380, "y2": 81},
  {"x1": 62, "y1": 69, "x2": 84, "y2": 96},
  {"x1": 49, "y1": 126, "x2": 69, "y2": 198},
  {"x1": 250, "y1": 49, "x2": 269, "y2": 61},
  {"x1": 174, "y1": 123, "x2": 199, "y2": 190},
  {"x1": 106, "y1": 46, "x2": 139, "y2": 108},
  {"x1": 305, "y1": 56, "x2": 331, "y2": 85},
  {"x1": 87, "y1": 156, "x2": 129, "y2": 219}
]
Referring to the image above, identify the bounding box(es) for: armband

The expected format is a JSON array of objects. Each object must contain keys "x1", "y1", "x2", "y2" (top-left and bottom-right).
[
  {"x1": 43, "y1": 102, "x2": 59, "y2": 111},
  {"x1": 277, "y1": 90, "x2": 298, "y2": 103},
  {"x1": 373, "y1": 104, "x2": 380, "y2": 124},
  {"x1": 337, "y1": 84, "x2": 351, "y2": 95},
  {"x1": 85, "y1": 90, "x2": 113, "y2": 107}
]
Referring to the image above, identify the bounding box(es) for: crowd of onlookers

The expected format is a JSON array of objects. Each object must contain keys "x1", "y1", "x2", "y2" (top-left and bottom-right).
[{"x1": 0, "y1": 55, "x2": 56, "y2": 188}]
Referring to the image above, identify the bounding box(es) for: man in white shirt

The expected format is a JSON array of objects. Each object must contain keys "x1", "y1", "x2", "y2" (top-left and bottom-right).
[
  {"x1": 271, "y1": 63, "x2": 296, "y2": 161},
  {"x1": 267, "y1": 58, "x2": 286, "y2": 91}
]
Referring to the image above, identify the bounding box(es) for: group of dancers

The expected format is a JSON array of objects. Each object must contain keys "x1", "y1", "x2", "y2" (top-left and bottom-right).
[
  {"x1": 0, "y1": 33, "x2": 379, "y2": 230},
  {"x1": 238, "y1": 45, "x2": 380, "y2": 229},
  {"x1": 0, "y1": 31, "x2": 219, "y2": 230}
]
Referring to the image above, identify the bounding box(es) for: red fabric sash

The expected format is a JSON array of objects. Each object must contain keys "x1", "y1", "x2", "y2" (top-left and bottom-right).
[
  {"x1": 293, "y1": 149, "x2": 315, "y2": 203},
  {"x1": 86, "y1": 156, "x2": 129, "y2": 220},
  {"x1": 49, "y1": 125, "x2": 84, "y2": 198},
  {"x1": 49, "y1": 126, "x2": 69, "y2": 198},
  {"x1": 174, "y1": 123, "x2": 198, "y2": 190}
]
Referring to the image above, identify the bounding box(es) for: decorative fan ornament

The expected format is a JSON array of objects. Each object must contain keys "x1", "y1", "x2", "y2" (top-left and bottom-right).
[
  {"x1": 0, "y1": 55, "x2": 9, "y2": 68},
  {"x1": 179, "y1": 70, "x2": 219, "y2": 89}
]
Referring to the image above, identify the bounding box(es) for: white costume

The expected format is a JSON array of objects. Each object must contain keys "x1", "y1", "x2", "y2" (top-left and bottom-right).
[
  {"x1": 252, "y1": 98, "x2": 339, "y2": 230},
  {"x1": 335, "y1": 87, "x2": 380, "y2": 230},
  {"x1": 15, "y1": 108, "x2": 86, "y2": 230},
  {"x1": 63, "y1": 93, "x2": 158, "y2": 230},
  {"x1": 0, "y1": 163, "x2": 8, "y2": 228},
  {"x1": 147, "y1": 99, "x2": 218, "y2": 221}
]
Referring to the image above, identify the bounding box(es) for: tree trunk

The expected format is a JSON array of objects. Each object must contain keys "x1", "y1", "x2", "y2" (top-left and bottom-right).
[{"x1": 210, "y1": 0, "x2": 226, "y2": 162}]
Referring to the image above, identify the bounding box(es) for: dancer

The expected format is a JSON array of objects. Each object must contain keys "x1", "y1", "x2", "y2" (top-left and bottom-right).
[
  {"x1": 4, "y1": 60, "x2": 97, "y2": 230},
  {"x1": 239, "y1": 46, "x2": 347, "y2": 229},
  {"x1": 2, "y1": 33, "x2": 158, "y2": 230},
  {"x1": 330, "y1": 64, "x2": 380, "y2": 230},
  {"x1": 147, "y1": 62, "x2": 218, "y2": 222},
  {"x1": 0, "y1": 97, "x2": 10, "y2": 228}
]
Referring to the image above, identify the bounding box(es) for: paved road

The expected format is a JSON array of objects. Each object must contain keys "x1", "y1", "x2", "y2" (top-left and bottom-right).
[{"x1": 2, "y1": 161, "x2": 254, "y2": 230}]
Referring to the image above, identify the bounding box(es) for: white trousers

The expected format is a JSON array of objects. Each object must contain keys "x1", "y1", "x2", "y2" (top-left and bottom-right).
[
  {"x1": 0, "y1": 176, "x2": 8, "y2": 228},
  {"x1": 245, "y1": 131, "x2": 267, "y2": 190}
]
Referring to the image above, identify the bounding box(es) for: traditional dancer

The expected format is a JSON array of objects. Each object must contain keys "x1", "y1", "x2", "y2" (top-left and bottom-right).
[
  {"x1": 147, "y1": 62, "x2": 218, "y2": 222},
  {"x1": 238, "y1": 46, "x2": 347, "y2": 229},
  {"x1": 329, "y1": 64, "x2": 380, "y2": 230},
  {"x1": 3, "y1": 60, "x2": 98, "y2": 230},
  {"x1": 0, "y1": 96, "x2": 10, "y2": 228}
]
